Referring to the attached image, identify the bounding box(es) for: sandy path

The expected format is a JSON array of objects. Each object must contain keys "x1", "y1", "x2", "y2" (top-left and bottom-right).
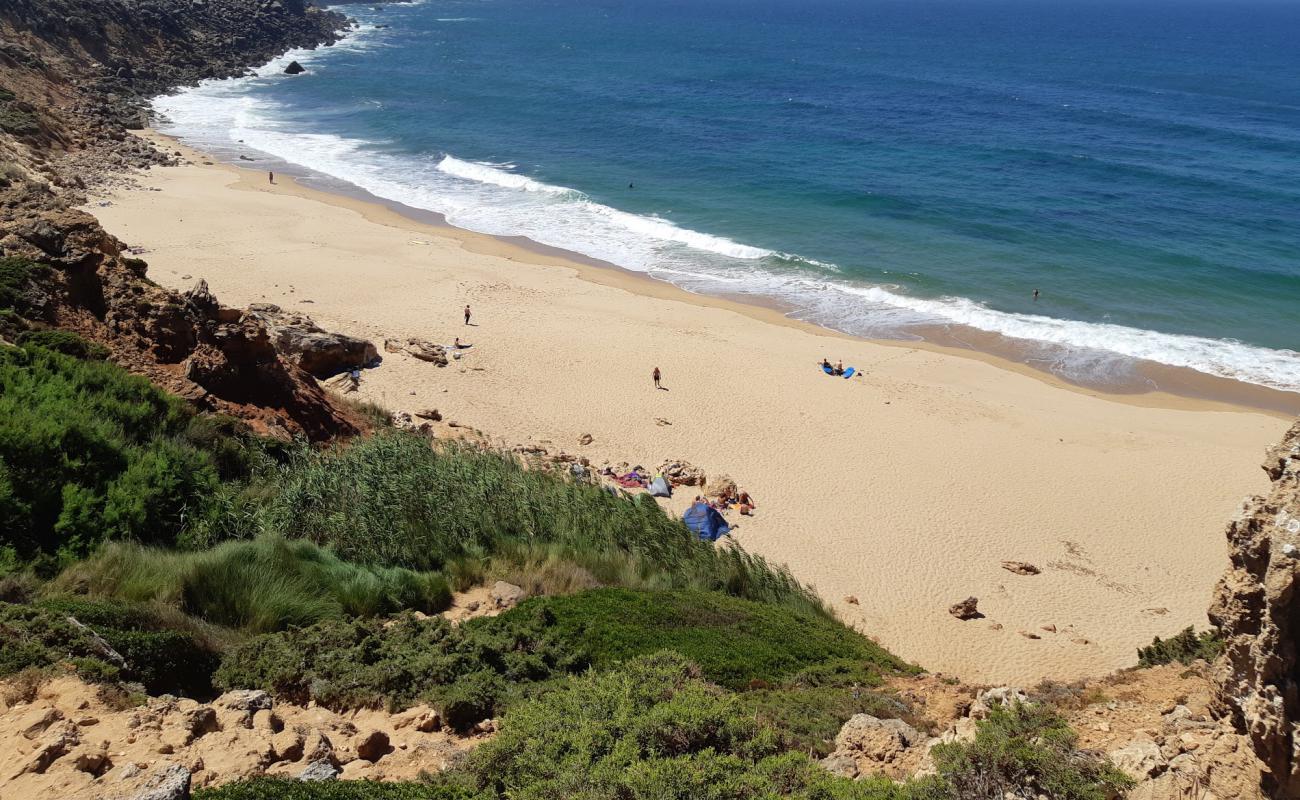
[{"x1": 90, "y1": 144, "x2": 1291, "y2": 684}]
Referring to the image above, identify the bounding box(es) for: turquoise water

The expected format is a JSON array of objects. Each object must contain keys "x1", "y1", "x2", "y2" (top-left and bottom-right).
[{"x1": 155, "y1": 0, "x2": 1300, "y2": 392}]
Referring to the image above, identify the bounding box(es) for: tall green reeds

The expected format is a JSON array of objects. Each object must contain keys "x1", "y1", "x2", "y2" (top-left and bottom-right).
[{"x1": 250, "y1": 431, "x2": 825, "y2": 617}]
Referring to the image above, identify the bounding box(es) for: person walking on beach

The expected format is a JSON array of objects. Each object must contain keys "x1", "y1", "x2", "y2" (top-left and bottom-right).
[
  {"x1": 464, "y1": 304, "x2": 472, "y2": 325},
  {"x1": 268, "y1": 170, "x2": 275, "y2": 185},
  {"x1": 653, "y1": 366, "x2": 662, "y2": 389}
]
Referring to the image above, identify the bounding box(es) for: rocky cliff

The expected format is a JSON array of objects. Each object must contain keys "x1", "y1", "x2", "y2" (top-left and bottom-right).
[
  {"x1": 0, "y1": 0, "x2": 363, "y2": 438},
  {"x1": 1210, "y1": 420, "x2": 1300, "y2": 797}
]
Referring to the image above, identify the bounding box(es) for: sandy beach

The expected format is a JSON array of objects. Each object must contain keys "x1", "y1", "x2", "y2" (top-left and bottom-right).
[{"x1": 89, "y1": 135, "x2": 1293, "y2": 684}]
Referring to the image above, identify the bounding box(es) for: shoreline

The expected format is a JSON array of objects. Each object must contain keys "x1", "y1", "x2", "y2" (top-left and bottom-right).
[
  {"x1": 147, "y1": 135, "x2": 1300, "y2": 418},
  {"x1": 91, "y1": 132, "x2": 1293, "y2": 684}
]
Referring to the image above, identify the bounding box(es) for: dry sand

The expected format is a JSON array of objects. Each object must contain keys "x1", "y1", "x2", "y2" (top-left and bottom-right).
[{"x1": 89, "y1": 135, "x2": 1293, "y2": 684}]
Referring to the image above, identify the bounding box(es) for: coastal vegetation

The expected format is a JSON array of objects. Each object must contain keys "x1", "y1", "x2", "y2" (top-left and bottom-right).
[
  {"x1": 1137, "y1": 626, "x2": 1224, "y2": 668},
  {"x1": 196, "y1": 656, "x2": 1130, "y2": 800},
  {"x1": 0, "y1": 337, "x2": 1127, "y2": 797}
]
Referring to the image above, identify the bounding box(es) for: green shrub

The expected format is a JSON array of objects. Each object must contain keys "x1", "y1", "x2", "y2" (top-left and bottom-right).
[
  {"x1": 0, "y1": 345, "x2": 219, "y2": 565},
  {"x1": 16, "y1": 330, "x2": 110, "y2": 360},
  {"x1": 194, "y1": 776, "x2": 487, "y2": 800},
  {"x1": 214, "y1": 604, "x2": 583, "y2": 725},
  {"x1": 1137, "y1": 626, "x2": 1224, "y2": 668},
  {"x1": 0, "y1": 109, "x2": 39, "y2": 136},
  {"x1": 0, "y1": 256, "x2": 47, "y2": 311},
  {"x1": 504, "y1": 588, "x2": 912, "y2": 689},
  {"x1": 467, "y1": 652, "x2": 922, "y2": 800},
  {"x1": 55, "y1": 536, "x2": 451, "y2": 632},
  {"x1": 0, "y1": 598, "x2": 220, "y2": 697},
  {"x1": 738, "y1": 659, "x2": 917, "y2": 756},
  {"x1": 928, "y1": 702, "x2": 1133, "y2": 800}
]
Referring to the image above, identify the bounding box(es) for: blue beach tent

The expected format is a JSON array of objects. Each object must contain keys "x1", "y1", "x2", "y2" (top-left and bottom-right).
[{"x1": 683, "y1": 501, "x2": 731, "y2": 542}]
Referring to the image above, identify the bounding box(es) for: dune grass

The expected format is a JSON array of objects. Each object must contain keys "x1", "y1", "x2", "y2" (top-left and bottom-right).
[{"x1": 53, "y1": 535, "x2": 451, "y2": 632}]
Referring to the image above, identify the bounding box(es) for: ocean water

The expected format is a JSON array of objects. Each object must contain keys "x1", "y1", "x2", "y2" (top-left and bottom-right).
[{"x1": 154, "y1": 0, "x2": 1300, "y2": 393}]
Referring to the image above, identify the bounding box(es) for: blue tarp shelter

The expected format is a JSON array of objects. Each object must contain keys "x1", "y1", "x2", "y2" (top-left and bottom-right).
[{"x1": 683, "y1": 501, "x2": 731, "y2": 542}]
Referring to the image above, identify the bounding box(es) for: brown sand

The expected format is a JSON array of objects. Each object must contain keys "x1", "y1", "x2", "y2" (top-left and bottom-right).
[{"x1": 88, "y1": 134, "x2": 1292, "y2": 684}]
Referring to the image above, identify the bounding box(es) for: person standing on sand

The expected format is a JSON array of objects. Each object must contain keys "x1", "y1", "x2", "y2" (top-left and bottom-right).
[
  {"x1": 464, "y1": 304, "x2": 471, "y2": 325},
  {"x1": 653, "y1": 366, "x2": 661, "y2": 389},
  {"x1": 268, "y1": 171, "x2": 275, "y2": 185}
]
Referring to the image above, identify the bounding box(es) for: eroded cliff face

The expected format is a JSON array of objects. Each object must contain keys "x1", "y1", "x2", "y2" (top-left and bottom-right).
[
  {"x1": 1210, "y1": 420, "x2": 1300, "y2": 797},
  {"x1": 0, "y1": 0, "x2": 366, "y2": 439}
]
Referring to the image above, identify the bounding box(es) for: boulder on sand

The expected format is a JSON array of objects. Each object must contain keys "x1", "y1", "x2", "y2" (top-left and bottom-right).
[
  {"x1": 948, "y1": 596, "x2": 981, "y2": 620},
  {"x1": 384, "y1": 337, "x2": 448, "y2": 367},
  {"x1": 244, "y1": 304, "x2": 378, "y2": 378}
]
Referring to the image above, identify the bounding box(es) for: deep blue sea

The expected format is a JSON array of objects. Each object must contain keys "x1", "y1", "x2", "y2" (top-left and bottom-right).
[{"x1": 155, "y1": 0, "x2": 1300, "y2": 393}]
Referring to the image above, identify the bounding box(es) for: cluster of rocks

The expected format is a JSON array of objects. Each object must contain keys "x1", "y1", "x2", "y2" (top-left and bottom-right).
[
  {"x1": 0, "y1": 679, "x2": 476, "y2": 799},
  {"x1": 820, "y1": 686, "x2": 1028, "y2": 782}
]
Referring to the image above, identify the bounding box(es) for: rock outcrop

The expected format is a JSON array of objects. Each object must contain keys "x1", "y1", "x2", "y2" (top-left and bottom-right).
[
  {"x1": 1209, "y1": 419, "x2": 1300, "y2": 797},
  {"x1": 0, "y1": 189, "x2": 360, "y2": 438},
  {"x1": 245, "y1": 303, "x2": 378, "y2": 378}
]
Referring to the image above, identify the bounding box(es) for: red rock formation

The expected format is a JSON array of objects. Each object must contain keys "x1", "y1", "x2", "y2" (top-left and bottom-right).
[{"x1": 0, "y1": 182, "x2": 359, "y2": 440}]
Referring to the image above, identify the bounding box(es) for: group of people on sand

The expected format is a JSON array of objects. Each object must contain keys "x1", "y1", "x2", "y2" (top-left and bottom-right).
[
  {"x1": 820, "y1": 357, "x2": 847, "y2": 376},
  {"x1": 701, "y1": 485, "x2": 757, "y2": 516}
]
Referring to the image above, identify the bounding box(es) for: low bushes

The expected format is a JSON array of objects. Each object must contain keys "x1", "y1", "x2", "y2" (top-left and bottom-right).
[
  {"x1": 0, "y1": 598, "x2": 221, "y2": 696},
  {"x1": 54, "y1": 535, "x2": 451, "y2": 632},
  {"x1": 1137, "y1": 626, "x2": 1224, "y2": 668},
  {"x1": 212, "y1": 588, "x2": 907, "y2": 731},
  {"x1": 0, "y1": 256, "x2": 47, "y2": 310},
  {"x1": 15, "y1": 329, "x2": 109, "y2": 360},
  {"x1": 194, "y1": 777, "x2": 485, "y2": 800},
  {"x1": 214, "y1": 605, "x2": 583, "y2": 728},
  {"x1": 506, "y1": 588, "x2": 912, "y2": 689},
  {"x1": 929, "y1": 702, "x2": 1133, "y2": 800},
  {"x1": 467, "y1": 651, "x2": 922, "y2": 800}
]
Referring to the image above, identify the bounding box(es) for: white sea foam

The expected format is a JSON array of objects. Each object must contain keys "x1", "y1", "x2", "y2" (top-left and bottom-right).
[{"x1": 151, "y1": 43, "x2": 1300, "y2": 395}]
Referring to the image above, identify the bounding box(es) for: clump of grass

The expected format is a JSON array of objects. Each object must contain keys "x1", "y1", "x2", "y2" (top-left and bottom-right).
[
  {"x1": 1137, "y1": 626, "x2": 1224, "y2": 668},
  {"x1": 54, "y1": 535, "x2": 451, "y2": 632}
]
